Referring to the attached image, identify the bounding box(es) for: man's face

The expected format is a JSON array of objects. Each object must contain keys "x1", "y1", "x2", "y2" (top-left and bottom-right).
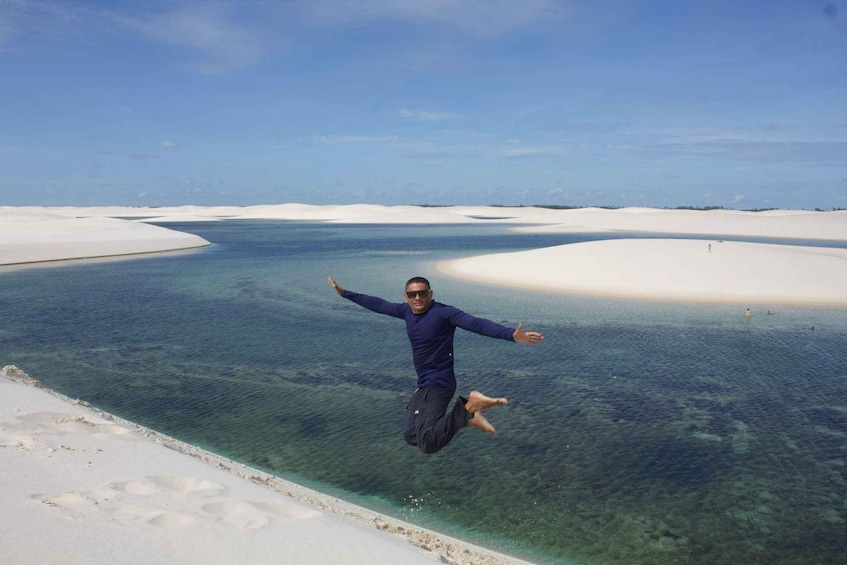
[{"x1": 404, "y1": 282, "x2": 433, "y2": 314}]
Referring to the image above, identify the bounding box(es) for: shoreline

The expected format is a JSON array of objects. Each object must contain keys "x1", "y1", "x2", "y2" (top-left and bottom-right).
[
  {"x1": 0, "y1": 245, "x2": 211, "y2": 270},
  {"x1": 0, "y1": 365, "x2": 534, "y2": 565}
]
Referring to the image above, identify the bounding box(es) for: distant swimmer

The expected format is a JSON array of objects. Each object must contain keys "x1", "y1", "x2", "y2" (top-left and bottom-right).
[
  {"x1": 328, "y1": 276, "x2": 544, "y2": 454},
  {"x1": 746, "y1": 308, "x2": 752, "y2": 318}
]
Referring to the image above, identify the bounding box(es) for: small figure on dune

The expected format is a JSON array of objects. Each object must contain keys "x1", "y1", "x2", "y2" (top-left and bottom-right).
[{"x1": 328, "y1": 276, "x2": 544, "y2": 454}]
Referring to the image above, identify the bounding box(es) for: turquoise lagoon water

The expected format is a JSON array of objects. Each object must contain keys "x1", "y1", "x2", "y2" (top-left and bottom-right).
[{"x1": 1, "y1": 221, "x2": 846, "y2": 564}]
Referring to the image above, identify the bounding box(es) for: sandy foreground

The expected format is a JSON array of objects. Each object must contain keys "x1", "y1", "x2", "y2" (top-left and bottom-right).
[{"x1": 0, "y1": 366, "x2": 527, "y2": 565}]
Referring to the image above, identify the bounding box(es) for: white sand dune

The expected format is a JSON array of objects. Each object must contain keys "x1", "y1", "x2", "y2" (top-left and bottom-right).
[
  {"x1": 17, "y1": 204, "x2": 847, "y2": 240},
  {"x1": 438, "y1": 238, "x2": 847, "y2": 305},
  {"x1": 0, "y1": 208, "x2": 210, "y2": 266},
  {"x1": 137, "y1": 214, "x2": 223, "y2": 223},
  {"x1": 232, "y1": 204, "x2": 485, "y2": 223},
  {"x1": 21, "y1": 205, "x2": 248, "y2": 219},
  {"x1": 507, "y1": 207, "x2": 847, "y2": 240},
  {"x1": 0, "y1": 366, "x2": 526, "y2": 565},
  {"x1": 3, "y1": 205, "x2": 846, "y2": 304},
  {"x1": 435, "y1": 207, "x2": 847, "y2": 305}
]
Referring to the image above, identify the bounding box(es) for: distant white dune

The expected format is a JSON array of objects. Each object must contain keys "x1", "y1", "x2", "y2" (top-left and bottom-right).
[
  {"x1": 0, "y1": 208, "x2": 210, "y2": 265},
  {"x1": 438, "y1": 238, "x2": 847, "y2": 306},
  {"x1": 2, "y1": 204, "x2": 846, "y2": 306},
  {"x1": 507, "y1": 207, "x2": 847, "y2": 240}
]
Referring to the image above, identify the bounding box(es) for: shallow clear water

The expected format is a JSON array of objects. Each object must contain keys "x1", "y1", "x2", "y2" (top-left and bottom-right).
[{"x1": 2, "y1": 222, "x2": 846, "y2": 564}]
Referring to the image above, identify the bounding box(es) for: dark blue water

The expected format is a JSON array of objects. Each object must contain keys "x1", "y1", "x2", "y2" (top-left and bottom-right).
[{"x1": 2, "y1": 221, "x2": 846, "y2": 564}]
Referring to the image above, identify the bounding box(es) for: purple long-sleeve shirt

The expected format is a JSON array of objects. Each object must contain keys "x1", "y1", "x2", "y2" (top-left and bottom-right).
[{"x1": 341, "y1": 290, "x2": 515, "y2": 390}]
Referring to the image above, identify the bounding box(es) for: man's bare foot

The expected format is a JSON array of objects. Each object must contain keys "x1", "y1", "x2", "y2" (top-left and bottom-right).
[
  {"x1": 464, "y1": 390, "x2": 507, "y2": 414},
  {"x1": 468, "y1": 410, "x2": 497, "y2": 435}
]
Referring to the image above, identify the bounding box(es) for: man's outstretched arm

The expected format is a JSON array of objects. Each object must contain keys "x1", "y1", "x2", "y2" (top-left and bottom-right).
[
  {"x1": 327, "y1": 276, "x2": 405, "y2": 319},
  {"x1": 512, "y1": 323, "x2": 544, "y2": 346},
  {"x1": 451, "y1": 309, "x2": 544, "y2": 345}
]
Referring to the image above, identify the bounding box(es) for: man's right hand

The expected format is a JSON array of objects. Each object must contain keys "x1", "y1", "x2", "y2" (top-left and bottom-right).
[{"x1": 328, "y1": 277, "x2": 344, "y2": 296}]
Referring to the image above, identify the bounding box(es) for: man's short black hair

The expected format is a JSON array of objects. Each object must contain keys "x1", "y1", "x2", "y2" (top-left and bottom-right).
[{"x1": 406, "y1": 276, "x2": 431, "y2": 289}]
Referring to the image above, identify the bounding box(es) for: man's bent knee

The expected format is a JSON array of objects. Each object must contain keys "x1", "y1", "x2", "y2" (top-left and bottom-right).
[
  {"x1": 417, "y1": 440, "x2": 444, "y2": 455},
  {"x1": 413, "y1": 431, "x2": 447, "y2": 454}
]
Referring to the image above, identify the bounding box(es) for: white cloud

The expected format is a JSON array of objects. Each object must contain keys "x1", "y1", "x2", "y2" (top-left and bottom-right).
[
  {"x1": 502, "y1": 146, "x2": 546, "y2": 158},
  {"x1": 0, "y1": 1, "x2": 269, "y2": 73},
  {"x1": 0, "y1": 0, "x2": 80, "y2": 49},
  {"x1": 501, "y1": 145, "x2": 565, "y2": 158},
  {"x1": 111, "y1": 4, "x2": 267, "y2": 75},
  {"x1": 315, "y1": 134, "x2": 401, "y2": 145},
  {"x1": 399, "y1": 108, "x2": 453, "y2": 121},
  {"x1": 160, "y1": 140, "x2": 176, "y2": 148},
  {"x1": 640, "y1": 139, "x2": 847, "y2": 165},
  {"x1": 631, "y1": 125, "x2": 847, "y2": 166},
  {"x1": 301, "y1": 0, "x2": 572, "y2": 36}
]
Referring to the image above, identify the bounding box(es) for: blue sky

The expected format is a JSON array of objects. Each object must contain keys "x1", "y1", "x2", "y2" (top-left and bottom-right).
[{"x1": 1, "y1": 0, "x2": 846, "y2": 209}]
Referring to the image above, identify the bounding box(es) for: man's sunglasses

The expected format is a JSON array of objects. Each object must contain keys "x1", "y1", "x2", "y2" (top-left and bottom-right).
[{"x1": 406, "y1": 290, "x2": 431, "y2": 299}]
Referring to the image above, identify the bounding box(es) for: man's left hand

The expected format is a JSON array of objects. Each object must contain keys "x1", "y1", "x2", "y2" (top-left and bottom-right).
[{"x1": 513, "y1": 323, "x2": 544, "y2": 346}]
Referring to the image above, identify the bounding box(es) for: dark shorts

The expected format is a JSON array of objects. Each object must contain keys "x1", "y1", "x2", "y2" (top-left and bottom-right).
[{"x1": 403, "y1": 387, "x2": 471, "y2": 454}]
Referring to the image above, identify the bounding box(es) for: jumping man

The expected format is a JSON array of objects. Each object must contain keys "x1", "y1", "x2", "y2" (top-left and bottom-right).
[{"x1": 328, "y1": 276, "x2": 544, "y2": 454}]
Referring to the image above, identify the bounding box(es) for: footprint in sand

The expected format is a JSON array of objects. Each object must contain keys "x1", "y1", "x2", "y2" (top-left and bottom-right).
[
  {"x1": 34, "y1": 475, "x2": 321, "y2": 530},
  {"x1": 201, "y1": 500, "x2": 272, "y2": 530},
  {"x1": 0, "y1": 430, "x2": 49, "y2": 452},
  {"x1": 53, "y1": 414, "x2": 131, "y2": 436},
  {"x1": 114, "y1": 476, "x2": 224, "y2": 497},
  {"x1": 4, "y1": 412, "x2": 131, "y2": 449},
  {"x1": 33, "y1": 492, "x2": 101, "y2": 518}
]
